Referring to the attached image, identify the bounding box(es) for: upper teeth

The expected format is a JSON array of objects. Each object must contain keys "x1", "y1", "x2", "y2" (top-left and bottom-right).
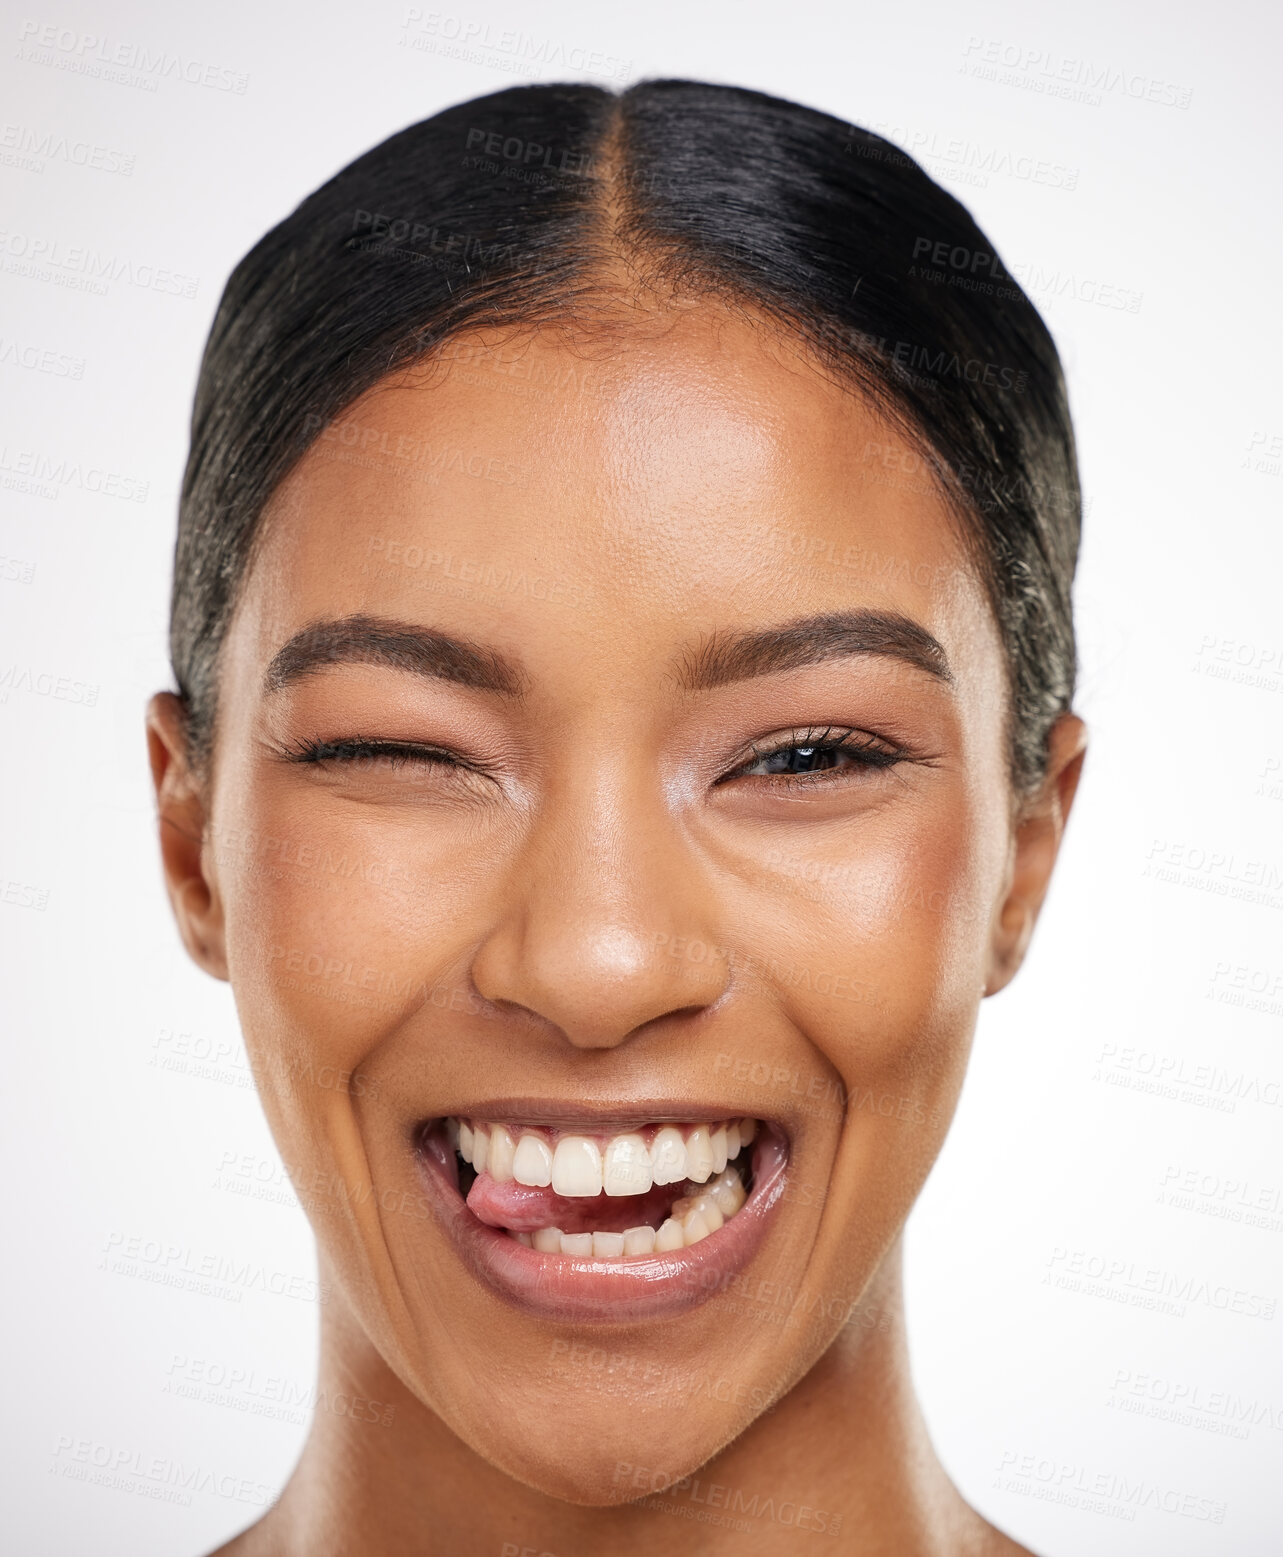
[{"x1": 449, "y1": 1117, "x2": 758, "y2": 1197}]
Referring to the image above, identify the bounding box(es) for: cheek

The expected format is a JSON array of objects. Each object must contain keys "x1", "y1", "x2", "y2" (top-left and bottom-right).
[
  {"x1": 764, "y1": 788, "x2": 1003, "y2": 1107},
  {"x1": 212, "y1": 774, "x2": 523, "y2": 1087},
  {"x1": 209, "y1": 786, "x2": 419, "y2": 1142},
  {"x1": 746, "y1": 804, "x2": 1003, "y2": 1287}
]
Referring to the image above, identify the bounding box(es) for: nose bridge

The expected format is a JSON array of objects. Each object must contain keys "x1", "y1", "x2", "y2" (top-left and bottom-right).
[{"x1": 469, "y1": 755, "x2": 727, "y2": 1049}]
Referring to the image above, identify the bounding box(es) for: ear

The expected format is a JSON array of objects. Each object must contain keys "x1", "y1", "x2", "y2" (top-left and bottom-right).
[
  {"x1": 984, "y1": 713, "x2": 1087, "y2": 997},
  {"x1": 146, "y1": 692, "x2": 228, "y2": 981}
]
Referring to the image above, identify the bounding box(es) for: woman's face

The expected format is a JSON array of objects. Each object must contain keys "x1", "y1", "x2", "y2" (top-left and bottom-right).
[{"x1": 157, "y1": 302, "x2": 1066, "y2": 1502}]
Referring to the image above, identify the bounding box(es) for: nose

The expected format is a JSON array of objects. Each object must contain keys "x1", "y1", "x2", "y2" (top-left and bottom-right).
[{"x1": 469, "y1": 763, "x2": 728, "y2": 1049}]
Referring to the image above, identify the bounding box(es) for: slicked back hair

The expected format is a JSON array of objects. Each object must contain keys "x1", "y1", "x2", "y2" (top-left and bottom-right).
[{"x1": 173, "y1": 78, "x2": 1080, "y2": 796}]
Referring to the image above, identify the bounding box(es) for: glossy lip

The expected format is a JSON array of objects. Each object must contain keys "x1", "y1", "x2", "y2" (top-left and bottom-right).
[{"x1": 413, "y1": 1111, "x2": 791, "y2": 1324}]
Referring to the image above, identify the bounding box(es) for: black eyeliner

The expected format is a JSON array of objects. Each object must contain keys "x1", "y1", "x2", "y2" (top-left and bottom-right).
[{"x1": 726, "y1": 724, "x2": 911, "y2": 784}]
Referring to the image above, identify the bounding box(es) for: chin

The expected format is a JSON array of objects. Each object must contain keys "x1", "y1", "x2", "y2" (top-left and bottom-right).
[{"x1": 477, "y1": 1418, "x2": 730, "y2": 1508}]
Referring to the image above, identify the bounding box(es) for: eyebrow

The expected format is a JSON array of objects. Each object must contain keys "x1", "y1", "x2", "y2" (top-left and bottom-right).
[
  {"x1": 263, "y1": 613, "x2": 529, "y2": 697},
  {"x1": 674, "y1": 608, "x2": 953, "y2": 691},
  {"x1": 262, "y1": 606, "x2": 952, "y2": 700}
]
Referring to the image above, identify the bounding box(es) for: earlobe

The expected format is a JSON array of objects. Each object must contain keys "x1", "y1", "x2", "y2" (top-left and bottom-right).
[
  {"x1": 145, "y1": 692, "x2": 229, "y2": 981},
  {"x1": 984, "y1": 713, "x2": 1088, "y2": 997}
]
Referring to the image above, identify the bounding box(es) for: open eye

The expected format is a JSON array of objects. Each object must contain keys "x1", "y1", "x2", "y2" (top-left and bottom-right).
[{"x1": 722, "y1": 726, "x2": 909, "y2": 787}]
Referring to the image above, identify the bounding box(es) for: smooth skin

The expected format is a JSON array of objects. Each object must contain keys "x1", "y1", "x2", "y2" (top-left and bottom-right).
[{"x1": 148, "y1": 298, "x2": 1085, "y2": 1557}]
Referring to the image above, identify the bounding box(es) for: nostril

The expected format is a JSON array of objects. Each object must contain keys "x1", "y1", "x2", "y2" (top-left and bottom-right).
[{"x1": 469, "y1": 904, "x2": 731, "y2": 1051}]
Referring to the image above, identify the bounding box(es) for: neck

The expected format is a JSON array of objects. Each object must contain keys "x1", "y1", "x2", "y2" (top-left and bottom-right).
[{"x1": 249, "y1": 1240, "x2": 975, "y2": 1557}]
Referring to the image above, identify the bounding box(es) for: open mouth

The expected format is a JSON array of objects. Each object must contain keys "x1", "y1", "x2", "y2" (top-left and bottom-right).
[
  {"x1": 413, "y1": 1111, "x2": 790, "y2": 1321},
  {"x1": 444, "y1": 1116, "x2": 757, "y2": 1257}
]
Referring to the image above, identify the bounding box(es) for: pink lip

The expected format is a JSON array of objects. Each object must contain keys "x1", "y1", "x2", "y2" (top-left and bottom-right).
[{"x1": 414, "y1": 1123, "x2": 790, "y2": 1324}]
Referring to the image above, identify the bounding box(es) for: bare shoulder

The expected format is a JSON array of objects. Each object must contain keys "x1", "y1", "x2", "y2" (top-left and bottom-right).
[
  {"x1": 963, "y1": 1510, "x2": 1043, "y2": 1557},
  {"x1": 204, "y1": 1515, "x2": 282, "y2": 1557},
  {"x1": 984, "y1": 1533, "x2": 1040, "y2": 1556}
]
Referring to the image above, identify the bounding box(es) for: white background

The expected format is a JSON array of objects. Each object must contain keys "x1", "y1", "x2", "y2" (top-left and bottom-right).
[{"x1": 2, "y1": 0, "x2": 1281, "y2": 1552}]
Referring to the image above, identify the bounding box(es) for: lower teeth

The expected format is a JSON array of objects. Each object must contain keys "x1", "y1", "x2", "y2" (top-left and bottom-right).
[{"x1": 511, "y1": 1161, "x2": 750, "y2": 1260}]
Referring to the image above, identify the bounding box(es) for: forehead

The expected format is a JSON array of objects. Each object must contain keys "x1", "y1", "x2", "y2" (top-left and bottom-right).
[{"x1": 229, "y1": 307, "x2": 994, "y2": 686}]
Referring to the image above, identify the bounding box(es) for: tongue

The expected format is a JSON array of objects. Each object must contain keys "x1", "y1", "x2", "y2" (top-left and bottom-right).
[{"x1": 466, "y1": 1172, "x2": 682, "y2": 1234}]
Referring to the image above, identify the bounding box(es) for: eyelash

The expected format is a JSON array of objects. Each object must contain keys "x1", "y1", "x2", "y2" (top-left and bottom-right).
[
  {"x1": 275, "y1": 736, "x2": 472, "y2": 772},
  {"x1": 275, "y1": 726, "x2": 909, "y2": 790},
  {"x1": 725, "y1": 725, "x2": 908, "y2": 788}
]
